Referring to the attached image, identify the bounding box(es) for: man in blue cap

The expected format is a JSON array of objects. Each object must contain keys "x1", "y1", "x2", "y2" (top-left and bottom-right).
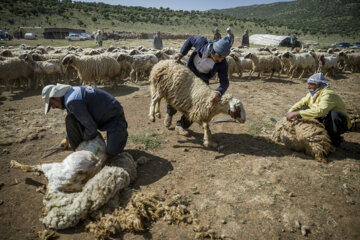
[
  {"x1": 167, "y1": 35, "x2": 231, "y2": 135},
  {"x1": 286, "y1": 73, "x2": 351, "y2": 146},
  {"x1": 42, "y1": 84, "x2": 128, "y2": 156}
]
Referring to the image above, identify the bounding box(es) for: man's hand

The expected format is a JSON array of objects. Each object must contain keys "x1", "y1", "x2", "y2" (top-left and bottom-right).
[
  {"x1": 210, "y1": 92, "x2": 221, "y2": 103},
  {"x1": 60, "y1": 138, "x2": 69, "y2": 149},
  {"x1": 174, "y1": 53, "x2": 183, "y2": 62},
  {"x1": 286, "y1": 111, "x2": 301, "y2": 121}
]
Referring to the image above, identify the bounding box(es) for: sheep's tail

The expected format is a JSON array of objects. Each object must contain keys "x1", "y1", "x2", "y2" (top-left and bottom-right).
[{"x1": 10, "y1": 160, "x2": 42, "y2": 173}]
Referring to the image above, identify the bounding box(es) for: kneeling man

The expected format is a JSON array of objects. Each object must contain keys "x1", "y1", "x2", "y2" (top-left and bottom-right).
[{"x1": 286, "y1": 73, "x2": 351, "y2": 146}]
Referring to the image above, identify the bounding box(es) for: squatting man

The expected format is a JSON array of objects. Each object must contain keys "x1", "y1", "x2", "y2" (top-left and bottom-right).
[
  {"x1": 167, "y1": 35, "x2": 232, "y2": 135},
  {"x1": 42, "y1": 84, "x2": 128, "y2": 156},
  {"x1": 286, "y1": 73, "x2": 351, "y2": 147}
]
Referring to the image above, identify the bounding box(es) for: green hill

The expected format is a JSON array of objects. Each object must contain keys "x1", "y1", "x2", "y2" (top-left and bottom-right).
[
  {"x1": 0, "y1": 0, "x2": 358, "y2": 45},
  {"x1": 210, "y1": 0, "x2": 360, "y2": 37}
]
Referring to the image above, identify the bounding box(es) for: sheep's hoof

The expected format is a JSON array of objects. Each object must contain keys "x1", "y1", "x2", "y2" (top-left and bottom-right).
[
  {"x1": 155, "y1": 112, "x2": 161, "y2": 119},
  {"x1": 149, "y1": 116, "x2": 155, "y2": 122},
  {"x1": 203, "y1": 140, "x2": 218, "y2": 149}
]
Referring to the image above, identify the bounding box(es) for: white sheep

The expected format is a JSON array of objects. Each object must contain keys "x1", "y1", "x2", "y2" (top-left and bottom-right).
[
  {"x1": 20, "y1": 53, "x2": 68, "y2": 89},
  {"x1": 318, "y1": 55, "x2": 339, "y2": 76},
  {"x1": 10, "y1": 135, "x2": 138, "y2": 229},
  {"x1": 117, "y1": 53, "x2": 158, "y2": 82},
  {"x1": 244, "y1": 52, "x2": 282, "y2": 79},
  {"x1": 148, "y1": 60, "x2": 246, "y2": 148},
  {"x1": 281, "y1": 52, "x2": 316, "y2": 80},
  {"x1": 338, "y1": 52, "x2": 360, "y2": 72},
  {"x1": 271, "y1": 118, "x2": 334, "y2": 163},
  {"x1": 0, "y1": 56, "x2": 34, "y2": 92},
  {"x1": 62, "y1": 53, "x2": 121, "y2": 86},
  {"x1": 226, "y1": 54, "x2": 242, "y2": 80}
]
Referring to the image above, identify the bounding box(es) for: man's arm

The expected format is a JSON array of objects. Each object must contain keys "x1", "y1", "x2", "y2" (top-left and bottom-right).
[
  {"x1": 299, "y1": 94, "x2": 336, "y2": 120},
  {"x1": 215, "y1": 61, "x2": 229, "y2": 96},
  {"x1": 67, "y1": 101, "x2": 98, "y2": 141}
]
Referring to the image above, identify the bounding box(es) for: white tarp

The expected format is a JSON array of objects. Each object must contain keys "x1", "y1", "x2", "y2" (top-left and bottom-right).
[{"x1": 249, "y1": 34, "x2": 289, "y2": 46}]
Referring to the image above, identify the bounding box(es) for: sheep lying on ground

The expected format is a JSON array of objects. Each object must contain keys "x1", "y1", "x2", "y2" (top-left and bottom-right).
[
  {"x1": 62, "y1": 53, "x2": 121, "y2": 86},
  {"x1": 148, "y1": 60, "x2": 246, "y2": 148},
  {"x1": 10, "y1": 135, "x2": 138, "y2": 229},
  {"x1": 271, "y1": 118, "x2": 334, "y2": 163},
  {"x1": 281, "y1": 52, "x2": 316, "y2": 80},
  {"x1": 244, "y1": 52, "x2": 282, "y2": 79}
]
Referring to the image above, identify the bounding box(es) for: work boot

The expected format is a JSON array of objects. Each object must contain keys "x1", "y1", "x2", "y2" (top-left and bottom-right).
[
  {"x1": 175, "y1": 125, "x2": 189, "y2": 136},
  {"x1": 164, "y1": 114, "x2": 172, "y2": 128}
]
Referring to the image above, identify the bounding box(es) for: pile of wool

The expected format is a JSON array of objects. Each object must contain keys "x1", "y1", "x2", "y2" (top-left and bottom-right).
[
  {"x1": 86, "y1": 192, "x2": 197, "y2": 239},
  {"x1": 271, "y1": 118, "x2": 334, "y2": 163}
]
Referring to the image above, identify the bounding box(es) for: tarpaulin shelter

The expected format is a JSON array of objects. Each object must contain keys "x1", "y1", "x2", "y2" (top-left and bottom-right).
[{"x1": 249, "y1": 34, "x2": 295, "y2": 47}]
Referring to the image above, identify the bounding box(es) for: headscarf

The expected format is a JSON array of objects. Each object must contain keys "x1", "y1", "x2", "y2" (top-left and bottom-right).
[{"x1": 307, "y1": 73, "x2": 329, "y2": 99}]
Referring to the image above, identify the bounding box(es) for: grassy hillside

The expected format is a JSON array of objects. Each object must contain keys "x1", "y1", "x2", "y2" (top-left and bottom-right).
[
  {"x1": 0, "y1": 0, "x2": 358, "y2": 46},
  {"x1": 210, "y1": 0, "x2": 360, "y2": 38}
]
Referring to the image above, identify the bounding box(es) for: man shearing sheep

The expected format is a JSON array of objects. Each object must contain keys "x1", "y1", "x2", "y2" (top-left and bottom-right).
[
  {"x1": 168, "y1": 35, "x2": 231, "y2": 135},
  {"x1": 286, "y1": 73, "x2": 351, "y2": 147},
  {"x1": 42, "y1": 84, "x2": 128, "y2": 156}
]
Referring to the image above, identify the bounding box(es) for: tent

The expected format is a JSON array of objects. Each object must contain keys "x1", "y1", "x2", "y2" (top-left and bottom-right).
[{"x1": 249, "y1": 34, "x2": 298, "y2": 47}]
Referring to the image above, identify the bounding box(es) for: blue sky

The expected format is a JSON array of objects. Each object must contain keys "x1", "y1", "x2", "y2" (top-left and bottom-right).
[{"x1": 74, "y1": 0, "x2": 294, "y2": 11}]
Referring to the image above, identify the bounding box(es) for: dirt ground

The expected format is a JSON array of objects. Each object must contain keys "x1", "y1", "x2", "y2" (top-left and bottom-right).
[{"x1": 0, "y1": 43, "x2": 359, "y2": 240}]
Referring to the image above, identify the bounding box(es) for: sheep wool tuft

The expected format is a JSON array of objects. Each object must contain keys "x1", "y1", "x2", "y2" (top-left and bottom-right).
[
  {"x1": 86, "y1": 192, "x2": 197, "y2": 239},
  {"x1": 271, "y1": 118, "x2": 334, "y2": 163}
]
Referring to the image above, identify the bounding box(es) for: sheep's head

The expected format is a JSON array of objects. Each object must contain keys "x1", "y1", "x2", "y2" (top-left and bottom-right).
[
  {"x1": 117, "y1": 54, "x2": 133, "y2": 64},
  {"x1": 228, "y1": 98, "x2": 246, "y2": 123},
  {"x1": 244, "y1": 53, "x2": 252, "y2": 59},
  {"x1": 281, "y1": 51, "x2": 291, "y2": 59},
  {"x1": 19, "y1": 53, "x2": 33, "y2": 62},
  {"x1": 62, "y1": 54, "x2": 75, "y2": 65}
]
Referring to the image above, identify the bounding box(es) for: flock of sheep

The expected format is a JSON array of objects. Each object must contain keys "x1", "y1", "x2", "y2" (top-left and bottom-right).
[{"x1": 1, "y1": 43, "x2": 359, "y2": 94}]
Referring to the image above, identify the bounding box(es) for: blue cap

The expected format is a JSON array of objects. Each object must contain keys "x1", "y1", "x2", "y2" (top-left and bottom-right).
[{"x1": 213, "y1": 36, "x2": 231, "y2": 56}]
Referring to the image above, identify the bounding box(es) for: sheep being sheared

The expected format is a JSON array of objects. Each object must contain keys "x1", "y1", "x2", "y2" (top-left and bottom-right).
[
  {"x1": 10, "y1": 135, "x2": 138, "y2": 229},
  {"x1": 271, "y1": 118, "x2": 334, "y2": 163},
  {"x1": 148, "y1": 60, "x2": 246, "y2": 148}
]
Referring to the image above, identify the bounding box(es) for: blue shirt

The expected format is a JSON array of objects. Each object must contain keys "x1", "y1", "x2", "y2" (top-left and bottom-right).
[
  {"x1": 64, "y1": 86, "x2": 127, "y2": 140},
  {"x1": 180, "y1": 35, "x2": 229, "y2": 95}
]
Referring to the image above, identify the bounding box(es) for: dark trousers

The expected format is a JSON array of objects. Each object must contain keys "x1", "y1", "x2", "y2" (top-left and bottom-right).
[
  {"x1": 166, "y1": 104, "x2": 193, "y2": 128},
  {"x1": 317, "y1": 111, "x2": 348, "y2": 147},
  {"x1": 65, "y1": 114, "x2": 128, "y2": 156}
]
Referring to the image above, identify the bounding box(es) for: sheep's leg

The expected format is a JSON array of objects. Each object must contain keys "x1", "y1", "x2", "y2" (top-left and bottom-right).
[
  {"x1": 149, "y1": 93, "x2": 161, "y2": 122},
  {"x1": 269, "y1": 70, "x2": 274, "y2": 79},
  {"x1": 130, "y1": 69, "x2": 136, "y2": 82},
  {"x1": 10, "y1": 160, "x2": 43, "y2": 173},
  {"x1": 298, "y1": 69, "x2": 306, "y2": 79},
  {"x1": 202, "y1": 122, "x2": 217, "y2": 148},
  {"x1": 248, "y1": 70, "x2": 253, "y2": 80},
  {"x1": 257, "y1": 71, "x2": 261, "y2": 78},
  {"x1": 155, "y1": 100, "x2": 161, "y2": 119}
]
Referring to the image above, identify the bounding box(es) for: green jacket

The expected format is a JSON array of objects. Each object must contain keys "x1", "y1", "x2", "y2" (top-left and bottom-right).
[{"x1": 289, "y1": 88, "x2": 351, "y2": 129}]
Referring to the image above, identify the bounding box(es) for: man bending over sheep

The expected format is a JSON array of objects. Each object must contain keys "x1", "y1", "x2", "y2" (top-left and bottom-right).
[
  {"x1": 286, "y1": 73, "x2": 351, "y2": 146},
  {"x1": 42, "y1": 84, "x2": 128, "y2": 156},
  {"x1": 167, "y1": 35, "x2": 231, "y2": 135}
]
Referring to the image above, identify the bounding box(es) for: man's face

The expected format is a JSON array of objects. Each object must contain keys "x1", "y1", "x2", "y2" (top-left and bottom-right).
[
  {"x1": 307, "y1": 82, "x2": 323, "y2": 92},
  {"x1": 210, "y1": 52, "x2": 225, "y2": 63},
  {"x1": 49, "y1": 97, "x2": 64, "y2": 110}
]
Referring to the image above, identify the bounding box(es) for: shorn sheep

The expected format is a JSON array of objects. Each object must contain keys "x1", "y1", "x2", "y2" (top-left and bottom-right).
[
  {"x1": 338, "y1": 52, "x2": 360, "y2": 72},
  {"x1": 271, "y1": 118, "x2": 334, "y2": 163},
  {"x1": 62, "y1": 53, "x2": 121, "y2": 86},
  {"x1": 318, "y1": 55, "x2": 339, "y2": 76},
  {"x1": 148, "y1": 60, "x2": 246, "y2": 148},
  {"x1": 10, "y1": 135, "x2": 139, "y2": 229},
  {"x1": 117, "y1": 53, "x2": 158, "y2": 82},
  {"x1": 244, "y1": 52, "x2": 282, "y2": 79}
]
